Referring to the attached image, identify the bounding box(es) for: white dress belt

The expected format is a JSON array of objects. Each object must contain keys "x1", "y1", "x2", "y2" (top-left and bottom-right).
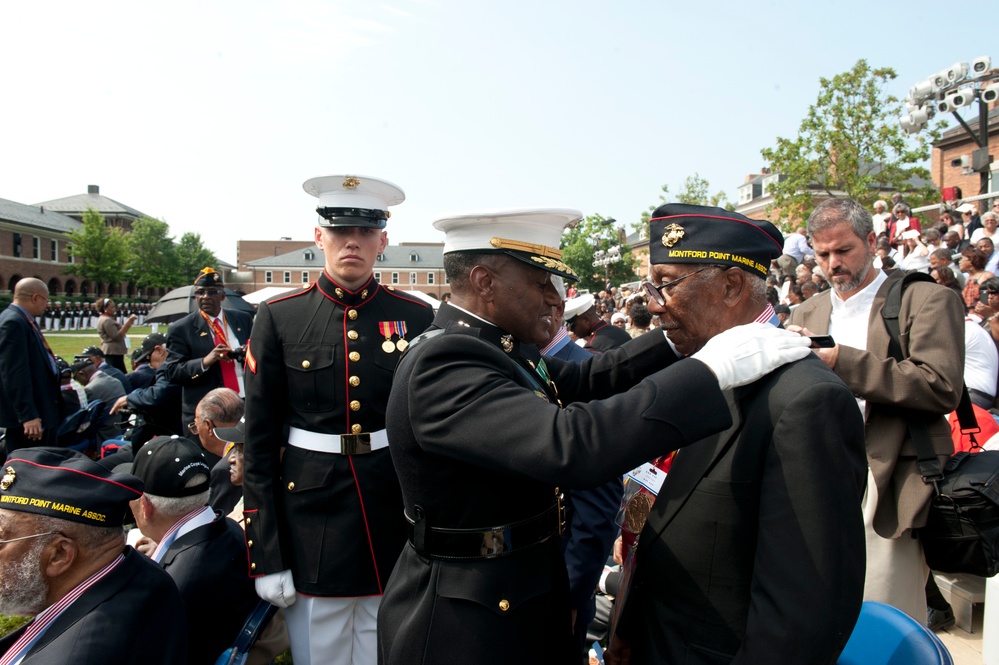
[{"x1": 287, "y1": 427, "x2": 389, "y2": 455}]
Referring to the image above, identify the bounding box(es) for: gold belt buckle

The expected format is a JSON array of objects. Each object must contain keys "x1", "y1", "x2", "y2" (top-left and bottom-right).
[{"x1": 339, "y1": 433, "x2": 372, "y2": 455}]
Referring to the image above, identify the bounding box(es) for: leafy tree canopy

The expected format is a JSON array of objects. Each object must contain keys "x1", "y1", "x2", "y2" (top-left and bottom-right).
[
  {"x1": 561, "y1": 214, "x2": 639, "y2": 292},
  {"x1": 760, "y1": 59, "x2": 941, "y2": 230},
  {"x1": 65, "y1": 207, "x2": 129, "y2": 290},
  {"x1": 126, "y1": 217, "x2": 177, "y2": 291},
  {"x1": 634, "y1": 174, "x2": 731, "y2": 238},
  {"x1": 174, "y1": 232, "x2": 219, "y2": 283}
]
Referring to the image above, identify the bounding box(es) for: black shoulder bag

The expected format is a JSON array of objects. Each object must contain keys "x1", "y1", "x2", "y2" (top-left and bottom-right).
[{"x1": 882, "y1": 271, "x2": 999, "y2": 577}]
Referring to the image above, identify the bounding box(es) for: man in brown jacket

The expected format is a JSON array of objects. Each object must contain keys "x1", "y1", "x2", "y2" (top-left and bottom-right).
[{"x1": 788, "y1": 197, "x2": 964, "y2": 623}]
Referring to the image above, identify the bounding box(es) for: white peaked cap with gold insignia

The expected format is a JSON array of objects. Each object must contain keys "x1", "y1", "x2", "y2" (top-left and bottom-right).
[
  {"x1": 563, "y1": 294, "x2": 595, "y2": 321},
  {"x1": 433, "y1": 208, "x2": 582, "y2": 281},
  {"x1": 303, "y1": 174, "x2": 405, "y2": 229}
]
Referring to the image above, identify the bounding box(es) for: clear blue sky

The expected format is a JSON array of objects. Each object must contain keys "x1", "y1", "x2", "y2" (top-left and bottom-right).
[{"x1": 0, "y1": 0, "x2": 984, "y2": 263}]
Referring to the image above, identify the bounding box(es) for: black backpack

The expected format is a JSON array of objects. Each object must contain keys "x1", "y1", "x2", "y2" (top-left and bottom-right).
[{"x1": 882, "y1": 271, "x2": 999, "y2": 577}]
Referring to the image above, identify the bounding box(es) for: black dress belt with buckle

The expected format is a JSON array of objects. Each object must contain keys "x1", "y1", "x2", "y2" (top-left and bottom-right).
[{"x1": 406, "y1": 493, "x2": 566, "y2": 561}]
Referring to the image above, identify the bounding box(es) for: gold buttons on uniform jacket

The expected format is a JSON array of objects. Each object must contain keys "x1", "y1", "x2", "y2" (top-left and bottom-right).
[
  {"x1": 246, "y1": 517, "x2": 251, "y2": 525},
  {"x1": 287, "y1": 482, "x2": 295, "y2": 491},
  {"x1": 348, "y1": 330, "x2": 359, "y2": 340},
  {"x1": 247, "y1": 540, "x2": 253, "y2": 547},
  {"x1": 349, "y1": 376, "x2": 360, "y2": 387},
  {"x1": 498, "y1": 600, "x2": 510, "y2": 612},
  {"x1": 335, "y1": 288, "x2": 344, "y2": 298},
  {"x1": 349, "y1": 352, "x2": 360, "y2": 362},
  {"x1": 350, "y1": 400, "x2": 361, "y2": 411},
  {"x1": 351, "y1": 424, "x2": 362, "y2": 434},
  {"x1": 251, "y1": 563, "x2": 257, "y2": 571},
  {"x1": 302, "y1": 360, "x2": 311, "y2": 369},
  {"x1": 347, "y1": 309, "x2": 358, "y2": 320}
]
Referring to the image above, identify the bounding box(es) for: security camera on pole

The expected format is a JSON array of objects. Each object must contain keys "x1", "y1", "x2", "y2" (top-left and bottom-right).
[{"x1": 902, "y1": 56, "x2": 998, "y2": 197}]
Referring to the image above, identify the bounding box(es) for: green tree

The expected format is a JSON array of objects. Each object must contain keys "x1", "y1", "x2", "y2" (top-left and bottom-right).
[
  {"x1": 634, "y1": 174, "x2": 732, "y2": 238},
  {"x1": 126, "y1": 217, "x2": 177, "y2": 292},
  {"x1": 174, "y1": 232, "x2": 218, "y2": 283},
  {"x1": 760, "y1": 59, "x2": 940, "y2": 229},
  {"x1": 65, "y1": 207, "x2": 129, "y2": 294},
  {"x1": 561, "y1": 214, "x2": 639, "y2": 292}
]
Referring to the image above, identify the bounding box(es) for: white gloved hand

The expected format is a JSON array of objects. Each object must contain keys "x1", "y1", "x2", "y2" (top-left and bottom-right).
[
  {"x1": 254, "y1": 570, "x2": 297, "y2": 608},
  {"x1": 691, "y1": 322, "x2": 811, "y2": 390}
]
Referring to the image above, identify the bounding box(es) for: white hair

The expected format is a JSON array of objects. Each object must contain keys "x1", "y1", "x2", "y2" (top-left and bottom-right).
[{"x1": 550, "y1": 276, "x2": 567, "y2": 301}]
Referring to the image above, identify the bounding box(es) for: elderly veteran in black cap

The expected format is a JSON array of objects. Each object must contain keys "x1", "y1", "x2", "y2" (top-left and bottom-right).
[
  {"x1": 377, "y1": 207, "x2": 811, "y2": 665},
  {"x1": 606, "y1": 204, "x2": 867, "y2": 665},
  {"x1": 79, "y1": 344, "x2": 132, "y2": 394},
  {"x1": 163, "y1": 267, "x2": 253, "y2": 432},
  {"x1": 108, "y1": 332, "x2": 183, "y2": 449},
  {"x1": 126, "y1": 435, "x2": 258, "y2": 665},
  {"x1": 0, "y1": 448, "x2": 188, "y2": 664}
]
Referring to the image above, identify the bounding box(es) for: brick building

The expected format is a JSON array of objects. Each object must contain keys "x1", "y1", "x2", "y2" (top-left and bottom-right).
[
  {"x1": 243, "y1": 242, "x2": 448, "y2": 298},
  {"x1": 0, "y1": 197, "x2": 80, "y2": 295},
  {"x1": 0, "y1": 185, "x2": 166, "y2": 299}
]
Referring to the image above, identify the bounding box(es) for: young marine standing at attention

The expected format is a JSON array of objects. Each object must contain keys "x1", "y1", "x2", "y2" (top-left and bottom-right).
[{"x1": 241, "y1": 175, "x2": 433, "y2": 665}]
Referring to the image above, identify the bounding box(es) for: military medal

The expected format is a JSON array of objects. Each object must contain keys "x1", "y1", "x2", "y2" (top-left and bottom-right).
[
  {"x1": 623, "y1": 492, "x2": 654, "y2": 534},
  {"x1": 378, "y1": 322, "x2": 395, "y2": 353},
  {"x1": 394, "y1": 321, "x2": 409, "y2": 352}
]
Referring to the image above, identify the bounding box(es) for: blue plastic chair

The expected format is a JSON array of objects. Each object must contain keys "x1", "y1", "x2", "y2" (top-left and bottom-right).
[
  {"x1": 63, "y1": 400, "x2": 107, "y2": 453},
  {"x1": 215, "y1": 600, "x2": 278, "y2": 665},
  {"x1": 838, "y1": 601, "x2": 954, "y2": 665},
  {"x1": 56, "y1": 407, "x2": 89, "y2": 442}
]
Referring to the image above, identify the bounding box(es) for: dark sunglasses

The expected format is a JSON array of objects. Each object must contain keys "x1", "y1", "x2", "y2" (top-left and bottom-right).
[{"x1": 195, "y1": 288, "x2": 221, "y2": 297}]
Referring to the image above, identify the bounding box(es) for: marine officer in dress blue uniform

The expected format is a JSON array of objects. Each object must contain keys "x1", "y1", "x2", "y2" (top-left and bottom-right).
[{"x1": 242, "y1": 174, "x2": 433, "y2": 665}]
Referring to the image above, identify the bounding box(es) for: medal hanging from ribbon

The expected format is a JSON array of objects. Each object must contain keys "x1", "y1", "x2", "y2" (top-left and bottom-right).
[
  {"x1": 379, "y1": 322, "x2": 395, "y2": 353},
  {"x1": 394, "y1": 321, "x2": 409, "y2": 352}
]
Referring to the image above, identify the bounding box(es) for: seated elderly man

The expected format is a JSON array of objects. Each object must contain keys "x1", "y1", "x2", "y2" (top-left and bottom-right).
[
  {"x1": 377, "y1": 208, "x2": 811, "y2": 664},
  {"x1": 127, "y1": 435, "x2": 259, "y2": 665},
  {"x1": 188, "y1": 387, "x2": 244, "y2": 513},
  {"x1": 70, "y1": 358, "x2": 125, "y2": 442},
  {"x1": 0, "y1": 448, "x2": 188, "y2": 663},
  {"x1": 108, "y1": 332, "x2": 183, "y2": 448},
  {"x1": 607, "y1": 204, "x2": 867, "y2": 664}
]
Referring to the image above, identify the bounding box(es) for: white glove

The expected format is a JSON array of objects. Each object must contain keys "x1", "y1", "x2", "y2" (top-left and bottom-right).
[
  {"x1": 691, "y1": 322, "x2": 811, "y2": 390},
  {"x1": 254, "y1": 570, "x2": 297, "y2": 608}
]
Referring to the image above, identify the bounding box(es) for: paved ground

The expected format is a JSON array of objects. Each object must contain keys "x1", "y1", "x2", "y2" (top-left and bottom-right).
[{"x1": 937, "y1": 589, "x2": 986, "y2": 665}]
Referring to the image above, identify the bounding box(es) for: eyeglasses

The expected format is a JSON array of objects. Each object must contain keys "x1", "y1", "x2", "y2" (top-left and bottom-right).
[
  {"x1": 188, "y1": 421, "x2": 201, "y2": 433},
  {"x1": 194, "y1": 289, "x2": 221, "y2": 297},
  {"x1": 0, "y1": 531, "x2": 61, "y2": 546},
  {"x1": 642, "y1": 266, "x2": 721, "y2": 306}
]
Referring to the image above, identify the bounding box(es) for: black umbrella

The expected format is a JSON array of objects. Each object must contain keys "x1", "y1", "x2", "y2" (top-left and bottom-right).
[{"x1": 145, "y1": 286, "x2": 255, "y2": 324}]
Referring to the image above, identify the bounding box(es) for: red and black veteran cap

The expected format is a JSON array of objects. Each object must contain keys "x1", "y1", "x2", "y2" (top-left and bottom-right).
[
  {"x1": 193, "y1": 266, "x2": 224, "y2": 287},
  {"x1": 649, "y1": 203, "x2": 784, "y2": 278},
  {"x1": 0, "y1": 448, "x2": 143, "y2": 527},
  {"x1": 130, "y1": 435, "x2": 211, "y2": 498}
]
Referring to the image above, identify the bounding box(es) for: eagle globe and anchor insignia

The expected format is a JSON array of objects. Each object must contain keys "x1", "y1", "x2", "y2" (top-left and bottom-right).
[
  {"x1": 662, "y1": 223, "x2": 685, "y2": 248},
  {"x1": 1, "y1": 466, "x2": 15, "y2": 491}
]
